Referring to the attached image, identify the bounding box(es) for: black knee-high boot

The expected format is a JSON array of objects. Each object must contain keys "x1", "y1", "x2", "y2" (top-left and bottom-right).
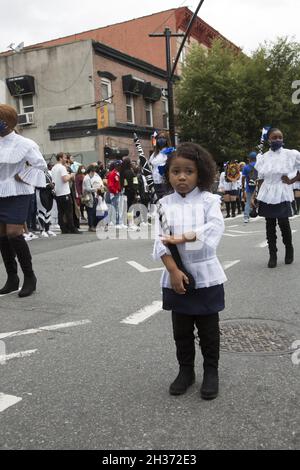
[
  {"x1": 196, "y1": 314, "x2": 220, "y2": 400},
  {"x1": 296, "y1": 198, "x2": 300, "y2": 215},
  {"x1": 169, "y1": 312, "x2": 196, "y2": 395},
  {"x1": 236, "y1": 198, "x2": 241, "y2": 214},
  {"x1": 8, "y1": 235, "x2": 37, "y2": 297},
  {"x1": 225, "y1": 202, "x2": 231, "y2": 218},
  {"x1": 278, "y1": 218, "x2": 294, "y2": 264},
  {"x1": 0, "y1": 236, "x2": 19, "y2": 294},
  {"x1": 266, "y1": 218, "x2": 277, "y2": 268},
  {"x1": 231, "y1": 201, "x2": 236, "y2": 217}
]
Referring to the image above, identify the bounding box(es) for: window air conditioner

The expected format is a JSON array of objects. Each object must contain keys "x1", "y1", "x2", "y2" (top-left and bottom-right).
[{"x1": 18, "y1": 112, "x2": 35, "y2": 125}]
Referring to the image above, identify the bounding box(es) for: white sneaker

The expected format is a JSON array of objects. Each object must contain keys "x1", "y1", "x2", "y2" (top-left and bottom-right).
[
  {"x1": 127, "y1": 225, "x2": 139, "y2": 231},
  {"x1": 24, "y1": 232, "x2": 39, "y2": 241},
  {"x1": 40, "y1": 231, "x2": 49, "y2": 238},
  {"x1": 47, "y1": 230, "x2": 57, "y2": 237},
  {"x1": 244, "y1": 219, "x2": 249, "y2": 224}
]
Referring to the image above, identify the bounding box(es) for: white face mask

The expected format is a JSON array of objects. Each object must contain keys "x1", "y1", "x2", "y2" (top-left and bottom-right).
[{"x1": 82, "y1": 169, "x2": 86, "y2": 174}]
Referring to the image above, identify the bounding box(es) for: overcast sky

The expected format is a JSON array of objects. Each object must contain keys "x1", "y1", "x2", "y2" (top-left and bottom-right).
[{"x1": 0, "y1": 0, "x2": 298, "y2": 54}]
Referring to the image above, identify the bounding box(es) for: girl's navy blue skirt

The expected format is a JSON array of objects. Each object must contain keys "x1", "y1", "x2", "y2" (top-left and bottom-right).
[
  {"x1": 0, "y1": 195, "x2": 32, "y2": 225},
  {"x1": 162, "y1": 284, "x2": 225, "y2": 316},
  {"x1": 258, "y1": 201, "x2": 292, "y2": 218}
]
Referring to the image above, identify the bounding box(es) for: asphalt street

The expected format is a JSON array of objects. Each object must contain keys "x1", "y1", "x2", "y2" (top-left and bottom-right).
[{"x1": 0, "y1": 215, "x2": 299, "y2": 450}]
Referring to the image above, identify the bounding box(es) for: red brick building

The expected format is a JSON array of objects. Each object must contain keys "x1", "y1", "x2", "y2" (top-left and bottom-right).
[{"x1": 17, "y1": 7, "x2": 238, "y2": 73}]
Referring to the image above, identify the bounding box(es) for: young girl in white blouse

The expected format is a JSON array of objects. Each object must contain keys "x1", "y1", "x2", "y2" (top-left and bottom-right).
[
  {"x1": 0, "y1": 104, "x2": 46, "y2": 297},
  {"x1": 255, "y1": 128, "x2": 300, "y2": 268},
  {"x1": 153, "y1": 142, "x2": 226, "y2": 400}
]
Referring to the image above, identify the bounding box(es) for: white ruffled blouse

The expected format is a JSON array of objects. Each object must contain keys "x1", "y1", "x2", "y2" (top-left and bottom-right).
[
  {"x1": 152, "y1": 188, "x2": 227, "y2": 289},
  {"x1": 218, "y1": 171, "x2": 239, "y2": 191},
  {"x1": 255, "y1": 148, "x2": 300, "y2": 204},
  {"x1": 0, "y1": 131, "x2": 46, "y2": 198}
]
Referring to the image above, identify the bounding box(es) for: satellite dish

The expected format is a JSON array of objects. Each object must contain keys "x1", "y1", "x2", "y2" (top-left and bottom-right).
[
  {"x1": 7, "y1": 41, "x2": 24, "y2": 53},
  {"x1": 15, "y1": 42, "x2": 24, "y2": 53}
]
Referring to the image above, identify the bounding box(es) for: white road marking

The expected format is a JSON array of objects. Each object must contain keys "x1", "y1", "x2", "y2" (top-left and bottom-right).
[
  {"x1": 0, "y1": 289, "x2": 21, "y2": 298},
  {"x1": 0, "y1": 393, "x2": 22, "y2": 412},
  {"x1": 83, "y1": 258, "x2": 119, "y2": 269},
  {"x1": 227, "y1": 225, "x2": 239, "y2": 228},
  {"x1": 222, "y1": 260, "x2": 240, "y2": 270},
  {"x1": 127, "y1": 261, "x2": 164, "y2": 273},
  {"x1": 257, "y1": 241, "x2": 268, "y2": 248},
  {"x1": 223, "y1": 233, "x2": 243, "y2": 237},
  {"x1": 121, "y1": 301, "x2": 162, "y2": 325},
  {"x1": 0, "y1": 349, "x2": 37, "y2": 364},
  {"x1": 228, "y1": 229, "x2": 264, "y2": 234},
  {"x1": 0, "y1": 320, "x2": 91, "y2": 340}
]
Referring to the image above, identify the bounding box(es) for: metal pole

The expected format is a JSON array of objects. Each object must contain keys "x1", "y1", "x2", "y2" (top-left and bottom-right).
[
  {"x1": 171, "y1": 0, "x2": 205, "y2": 79},
  {"x1": 165, "y1": 28, "x2": 175, "y2": 146},
  {"x1": 149, "y1": 28, "x2": 184, "y2": 147}
]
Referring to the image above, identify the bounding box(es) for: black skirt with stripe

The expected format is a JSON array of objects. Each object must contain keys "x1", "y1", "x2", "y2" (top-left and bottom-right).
[
  {"x1": 162, "y1": 284, "x2": 225, "y2": 316},
  {"x1": 0, "y1": 195, "x2": 32, "y2": 225}
]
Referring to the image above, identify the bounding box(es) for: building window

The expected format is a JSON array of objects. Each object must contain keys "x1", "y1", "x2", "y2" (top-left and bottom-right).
[
  {"x1": 162, "y1": 98, "x2": 169, "y2": 129},
  {"x1": 101, "y1": 78, "x2": 112, "y2": 103},
  {"x1": 17, "y1": 94, "x2": 34, "y2": 114},
  {"x1": 126, "y1": 94, "x2": 135, "y2": 124},
  {"x1": 145, "y1": 100, "x2": 153, "y2": 127}
]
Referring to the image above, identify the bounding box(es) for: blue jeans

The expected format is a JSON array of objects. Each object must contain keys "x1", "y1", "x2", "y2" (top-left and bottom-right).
[
  {"x1": 244, "y1": 192, "x2": 254, "y2": 219},
  {"x1": 110, "y1": 194, "x2": 121, "y2": 225},
  {"x1": 86, "y1": 198, "x2": 97, "y2": 228}
]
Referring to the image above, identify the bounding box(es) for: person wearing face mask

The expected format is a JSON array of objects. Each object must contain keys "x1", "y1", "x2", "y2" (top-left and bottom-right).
[
  {"x1": 255, "y1": 127, "x2": 300, "y2": 268},
  {"x1": 0, "y1": 104, "x2": 47, "y2": 297},
  {"x1": 149, "y1": 131, "x2": 172, "y2": 200}
]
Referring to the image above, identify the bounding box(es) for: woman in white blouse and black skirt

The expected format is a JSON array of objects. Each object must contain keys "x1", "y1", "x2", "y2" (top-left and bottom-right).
[
  {"x1": 255, "y1": 128, "x2": 300, "y2": 268},
  {"x1": 0, "y1": 104, "x2": 46, "y2": 297}
]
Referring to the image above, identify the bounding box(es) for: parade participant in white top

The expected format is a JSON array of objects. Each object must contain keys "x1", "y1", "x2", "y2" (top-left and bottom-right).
[
  {"x1": 153, "y1": 142, "x2": 226, "y2": 400},
  {"x1": 149, "y1": 131, "x2": 171, "y2": 200},
  {"x1": 218, "y1": 162, "x2": 240, "y2": 218},
  {"x1": 51, "y1": 153, "x2": 81, "y2": 234},
  {"x1": 0, "y1": 104, "x2": 46, "y2": 297},
  {"x1": 255, "y1": 127, "x2": 300, "y2": 268}
]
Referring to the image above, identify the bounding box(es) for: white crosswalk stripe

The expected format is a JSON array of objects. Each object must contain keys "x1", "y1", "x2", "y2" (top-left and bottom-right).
[{"x1": 0, "y1": 393, "x2": 22, "y2": 413}]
